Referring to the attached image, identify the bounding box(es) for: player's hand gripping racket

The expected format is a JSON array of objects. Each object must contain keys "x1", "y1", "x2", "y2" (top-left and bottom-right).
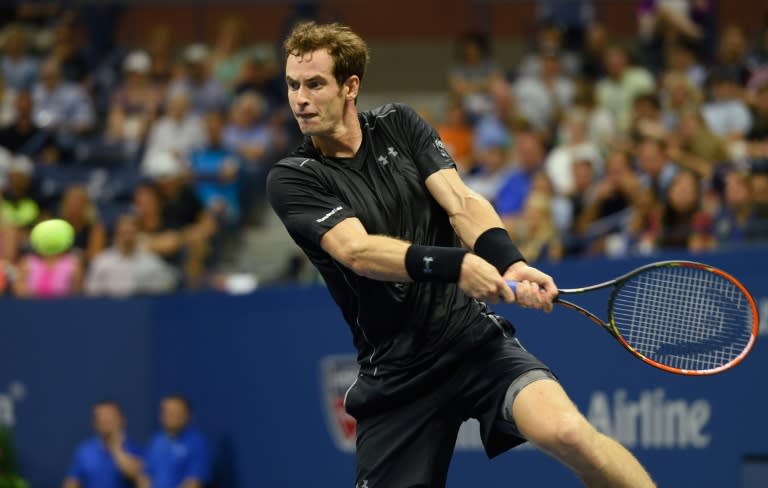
[{"x1": 507, "y1": 260, "x2": 758, "y2": 375}]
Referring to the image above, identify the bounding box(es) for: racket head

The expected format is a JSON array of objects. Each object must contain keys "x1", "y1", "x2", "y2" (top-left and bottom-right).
[{"x1": 607, "y1": 261, "x2": 758, "y2": 375}]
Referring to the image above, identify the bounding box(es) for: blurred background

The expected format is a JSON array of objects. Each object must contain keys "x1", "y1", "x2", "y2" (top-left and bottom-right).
[{"x1": 0, "y1": 0, "x2": 766, "y2": 487}]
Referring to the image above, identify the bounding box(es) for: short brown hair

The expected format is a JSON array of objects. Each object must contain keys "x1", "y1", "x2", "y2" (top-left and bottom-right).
[{"x1": 284, "y1": 21, "x2": 370, "y2": 85}]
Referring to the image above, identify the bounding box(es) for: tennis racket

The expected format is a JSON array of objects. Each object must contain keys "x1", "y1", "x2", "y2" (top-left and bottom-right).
[{"x1": 507, "y1": 260, "x2": 758, "y2": 375}]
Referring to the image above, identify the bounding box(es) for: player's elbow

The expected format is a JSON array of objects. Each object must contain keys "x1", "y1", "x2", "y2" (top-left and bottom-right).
[{"x1": 337, "y1": 239, "x2": 373, "y2": 277}]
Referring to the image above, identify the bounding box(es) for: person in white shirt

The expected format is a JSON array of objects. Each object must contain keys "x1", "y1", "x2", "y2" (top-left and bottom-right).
[
  {"x1": 85, "y1": 213, "x2": 177, "y2": 297},
  {"x1": 142, "y1": 87, "x2": 206, "y2": 172},
  {"x1": 701, "y1": 69, "x2": 752, "y2": 141},
  {"x1": 545, "y1": 108, "x2": 603, "y2": 195},
  {"x1": 596, "y1": 46, "x2": 655, "y2": 130},
  {"x1": 514, "y1": 50, "x2": 575, "y2": 131}
]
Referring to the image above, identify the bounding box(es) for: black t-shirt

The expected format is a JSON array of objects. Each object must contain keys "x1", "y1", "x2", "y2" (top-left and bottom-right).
[{"x1": 268, "y1": 104, "x2": 486, "y2": 373}]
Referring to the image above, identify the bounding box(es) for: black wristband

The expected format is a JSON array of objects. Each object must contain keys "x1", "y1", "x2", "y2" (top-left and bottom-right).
[
  {"x1": 473, "y1": 227, "x2": 526, "y2": 273},
  {"x1": 405, "y1": 245, "x2": 468, "y2": 282}
]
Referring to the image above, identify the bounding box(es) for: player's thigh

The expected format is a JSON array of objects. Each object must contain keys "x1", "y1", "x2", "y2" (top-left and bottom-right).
[
  {"x1": 355, "y1": 403, "x2": 463, "y2": 488},
  {"x1": 510, "y1": 378, "x2": 596, "y2": 451}
]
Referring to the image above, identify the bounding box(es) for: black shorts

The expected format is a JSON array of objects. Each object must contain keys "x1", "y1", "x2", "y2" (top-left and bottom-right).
[{"x1": 344, "y1": 312, "x2": 555, "y2": 488}]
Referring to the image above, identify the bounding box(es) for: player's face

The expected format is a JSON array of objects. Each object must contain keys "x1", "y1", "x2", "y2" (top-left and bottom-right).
[{"x1": 285, "y1": 49, "x2": 350, "y2": 137}]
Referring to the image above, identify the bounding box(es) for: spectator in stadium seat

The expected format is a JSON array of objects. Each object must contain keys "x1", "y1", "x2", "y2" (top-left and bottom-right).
[
  {"x1": 58, "y1": 185, "x2": 106, "y2": 263},
  {"x1": 701, "y1": 68, "x2": 752, "y2": 141},
  {"x1": 31, "y1": 57, "x2": 94, "y2": 152},
  {"x1": 63, "y1": 400, "x2": 143, "y2": 488},
  {"x1": 494, "y1": 130, "x2": 547, "y2": 218},
  {"x1": 85, "y1": 213, "x2": 177, "y2": 297},
  {"x1": 141, "y1": 395, "x2": 211, "y2": 488},
  {"x1": 109, "y1": 50, "x2": 163, "y2": 148},
  {"x1": 517, "y1": 21, "x2": 581, "y2": 79},
  {"x1": 713, "y1": 25, "x2": 751, "y2": 85},
  {"x1": 210, "y1": 17, "x2": 252, "y2": 89},
  {"x1": 513, "y1": 49, "x2": 575, "y2": 132},
  {"x1": 462, "y1": 122, "x2": 513, "y2": 201},
  {"x1": 596, "y1": 45, "x2": 655, "y2": 130},
  {"x1": 1, "y1": 155, "x2": 44, "y2": 229},
  {"x1": 712, "y1": 171, "x2": 768, "y2": 245},
  {"x1": 659, "y1": 71, "x2": 702, "y2": 131},
  {"x1": 166, "y1": 44, "x2": 226, "y2": 116},
  {"x1": 448, "y1": 32, "x2": 504, "y2": 122},
  {"x1": 436, "y1": 99, "x2": 473, "y2": 173},
  {"x1": 222, "y1": 91, "x2": 271, "y2": 166},
  {"x1": 48, "y1": 20, "x2": 91, "y2": 84},
  {"x1": 507, "y1": 189, "x2": 563, "y2": 263},
  {"x1": 0, "y1": 73, "x2": 16, "y2": 127},
  {"x1": 136, "y1": 155, "x2": 214, "y2": 288},
  {"x1": 635, "y1": 135, "x2": 678, "y2": 201},
  {"x1": 569, "y1": 81, "x2": 616, "y2": 152},
  {"x1": 642, "y1": 169, "x2": 708, "y2": 250},
  {"x1": 0, "y1": 90, "x2": 59, "y2": 163},
  {"x1": 144, "y1": 25, "x2": 176, "y2": 87},
  {"x1": 578, "y1": 22, "x2": 608, "y2": 82},
  {"x1": 142, "y1": 88, "x2": 206, "y2": 172},
  {"x1": 0, "y1": 24, "x2": 38, "y2": 91},
  {"x1": 13, "y1": 244, "x2": 82, "y2": 298},
  {"x1": 576, "y1": 150, "x2": 646, "y2": 253},
  {"x1": 188, "y1": 110, "x2": 242, "y2": 226},
  {"x1": 664, "y1": 42, "x2": 707, "y2": 89},
  {"x1": 545, "y1": 108, "x2": 602, "y2": 196},
  {"x1": 666, "y1": 107, "x2": 730, "y2": 179},
  {"x1": 746, "y1": 84, "x2": 768, "y2": 155}
]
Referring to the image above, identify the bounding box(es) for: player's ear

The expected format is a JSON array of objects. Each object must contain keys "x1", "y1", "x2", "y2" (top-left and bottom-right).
[{"x1": 344, "y1": 75, "x2": 360, "y2": 101}]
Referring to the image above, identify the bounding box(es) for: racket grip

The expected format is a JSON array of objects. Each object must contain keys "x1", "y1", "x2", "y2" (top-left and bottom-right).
[{"x1": 505, "y1": 280, "x2": 518, "y2": 293}]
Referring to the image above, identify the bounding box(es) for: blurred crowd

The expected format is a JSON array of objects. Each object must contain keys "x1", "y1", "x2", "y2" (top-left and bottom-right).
[
  {"x1": 0, "y1": 1, "x2": 767, "y2": 298},
  {"x1": 438, "y1": 0, "x2": 768, "y2": 263},
  {"x1": 0, "y1": 7, "x2": 294, "y2": 297}
]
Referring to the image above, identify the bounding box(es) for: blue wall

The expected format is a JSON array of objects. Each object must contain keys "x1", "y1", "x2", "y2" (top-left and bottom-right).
[{"x1": 0, "y1": 249, "x2": 766, "y2": 487}]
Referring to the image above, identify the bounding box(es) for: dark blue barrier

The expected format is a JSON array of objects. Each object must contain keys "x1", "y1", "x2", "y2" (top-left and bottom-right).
[{"x1": 0, "y1": 249, "x2": 766, "y2": 487}]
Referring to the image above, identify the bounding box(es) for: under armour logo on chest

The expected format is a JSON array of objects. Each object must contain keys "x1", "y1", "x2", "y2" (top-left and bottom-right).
[
  {"x1": 377, "y1": 155, "x2": 389, "y2": 166},
  {"x1": 423, "y1": 256, "x2": 434, "y2": 273}
]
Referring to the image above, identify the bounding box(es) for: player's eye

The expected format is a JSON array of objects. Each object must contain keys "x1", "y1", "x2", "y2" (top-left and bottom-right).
[{"x1": 287, "y1": 80, "x2": 299, "y2": 90}]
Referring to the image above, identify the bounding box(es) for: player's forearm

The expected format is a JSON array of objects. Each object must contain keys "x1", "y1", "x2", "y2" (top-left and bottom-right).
[
  {"x1": 447, "y1": 191, "x2": 507, "y2": 249},
  {"x1": 339, "y1": 234, "x2": 413, "y2": 282}
]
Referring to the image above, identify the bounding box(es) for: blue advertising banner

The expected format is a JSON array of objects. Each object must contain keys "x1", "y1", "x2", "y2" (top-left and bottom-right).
[{"x1": 0, "y1": 248, "x2": 766, "y2": 487}]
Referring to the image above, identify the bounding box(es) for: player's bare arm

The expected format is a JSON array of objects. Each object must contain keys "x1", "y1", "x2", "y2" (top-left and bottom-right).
[
  {"x1": 320, "y1": 217, "x2": 514, "y2": 303},
  {"x1": 425, "y1": 167, "x2": 557, "y2": 310}
]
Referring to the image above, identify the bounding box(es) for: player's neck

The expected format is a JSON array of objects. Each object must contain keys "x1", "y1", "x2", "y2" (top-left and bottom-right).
[{"x1": 311, "y1": 106, "x2": 362, "y2": 158}]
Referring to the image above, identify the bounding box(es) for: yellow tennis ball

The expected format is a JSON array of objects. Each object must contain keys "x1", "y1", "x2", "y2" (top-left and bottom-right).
[{"x1": 30, "y1": 219, "x2": 75, "y2": 256}]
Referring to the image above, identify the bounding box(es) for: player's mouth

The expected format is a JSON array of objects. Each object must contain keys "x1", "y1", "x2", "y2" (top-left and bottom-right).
[{"x1": 296, "y1": 112, "x2": 318, "y2": 121}]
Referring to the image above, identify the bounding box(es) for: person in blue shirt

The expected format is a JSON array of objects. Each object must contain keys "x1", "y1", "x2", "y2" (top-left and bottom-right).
[
  {"x1": 141, "y1": 395, "x2": 210, "y2": 488},
  {"x1": 63, "y1": 401, "x2": 143, "y2": 488},
  {"x1": 188, "y1": 110, "x2": 242, "y2": 226}
]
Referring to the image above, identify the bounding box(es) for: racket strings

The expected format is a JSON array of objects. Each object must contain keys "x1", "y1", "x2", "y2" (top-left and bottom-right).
[{"x1": 611, "y1": 266, "x2": 754, "y2": 372}]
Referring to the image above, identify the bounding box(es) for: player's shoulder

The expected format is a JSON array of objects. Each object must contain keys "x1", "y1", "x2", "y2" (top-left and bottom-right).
[
  {"x1": 270, "y1": 138, "x2": 322, "y2": 176},
  {"x1": 361, "y1": 102, "x2": 421, "y2": 128}
]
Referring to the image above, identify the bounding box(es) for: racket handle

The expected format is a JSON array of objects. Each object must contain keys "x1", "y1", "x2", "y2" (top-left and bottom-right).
[{"x1": 505, "y1": 280, "x2": 518, "y2": 293}]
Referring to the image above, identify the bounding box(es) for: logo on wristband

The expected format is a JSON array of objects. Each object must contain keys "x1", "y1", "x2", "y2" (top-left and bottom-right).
[{"x1": 423, "y1": 256, "x2": 434, "y2": 273}]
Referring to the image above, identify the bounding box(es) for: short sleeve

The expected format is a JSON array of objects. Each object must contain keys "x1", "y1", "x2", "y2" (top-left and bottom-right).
[
  {"x1": 267, "y1": 161, "x2": 356, "y2": 247},
  {"x1": 395, "y1": 104, "x2": 457, "y2": 179},
  {"x1": 184, "y1": 434, "x2": 212, "y2": 481},
  {"x1": 142, "y1": 439, "x2": 158, "y2": 476},
  {"x1": 65, "y1": 447, "x2": 85, "y2": 479}
]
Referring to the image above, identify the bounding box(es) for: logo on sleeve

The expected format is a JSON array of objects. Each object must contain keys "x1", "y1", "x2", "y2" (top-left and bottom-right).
[
  {"x1": 316, "y1": 206, "x2": 343, "y2": 223},
  {"x1": 434, "y1": 139, "x2": 451, "y2": 160}
]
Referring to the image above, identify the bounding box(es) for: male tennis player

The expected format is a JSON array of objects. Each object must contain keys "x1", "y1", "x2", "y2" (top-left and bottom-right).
[{"x1": 268, "y1": 21, "x2": 655, "y2": 487}]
